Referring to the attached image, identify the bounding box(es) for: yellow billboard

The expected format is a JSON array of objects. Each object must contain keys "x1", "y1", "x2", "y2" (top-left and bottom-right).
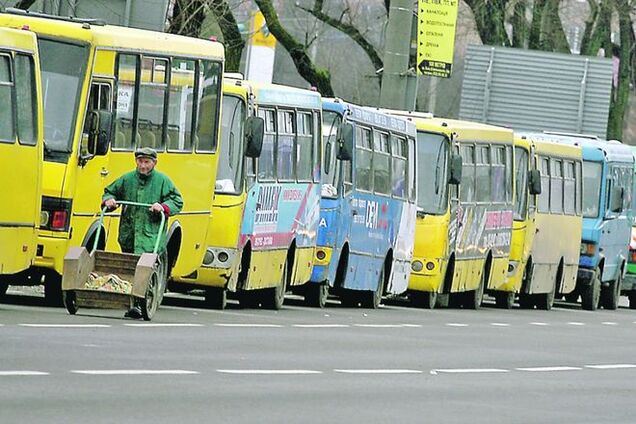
[{"x1": 417, "y1": 0, "x2": 460, "y2": 78}]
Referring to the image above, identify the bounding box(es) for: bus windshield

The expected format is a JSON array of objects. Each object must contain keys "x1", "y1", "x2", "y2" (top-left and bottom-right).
[
  {"x1": 583, "y1": 161, "x2": 602, "y2": 218},
  {"x1": 38, "y1": 39, "x2": 88, "y2": 156},
  {"x1": 321, "y1": 111, "x2": 341, "y2": 198},
  {"x1": 216, "y1": 95, "x2": 245, "y2": 194},
  {"x1": 417, "y1": 131, "x2": 449, "y2": 215},
  {"x1": 514, "y1": 146, "x2": 529, "y2": 220}
]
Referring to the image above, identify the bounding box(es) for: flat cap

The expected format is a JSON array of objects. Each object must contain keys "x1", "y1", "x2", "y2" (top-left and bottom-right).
[{"x1": 134, "y1": 147, "x2": 157, "y2": 160}]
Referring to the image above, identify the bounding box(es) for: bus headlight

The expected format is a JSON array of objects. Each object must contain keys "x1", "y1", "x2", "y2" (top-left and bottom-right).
[
  {"x1": 203, "y1": 250, "x2": 215, "y2": 266},
  {"x1": 217, "y1": 251, "x2": 229, "y2": 263},
  {"x1": 580, "y1": 242, "x2": 596, "y2": 256},
  {"x1": 411, "y1": 261, "x2": 424, "y2": 272},
  {"x1": 316, "y1": 250, "x2": 327, "y2": 261},
  {"x1": 425, "y1": 261, "x2": 435, "y2": 271},
  {"x1": 40, "y1": 211, "x2": 49, "y2": 227}
]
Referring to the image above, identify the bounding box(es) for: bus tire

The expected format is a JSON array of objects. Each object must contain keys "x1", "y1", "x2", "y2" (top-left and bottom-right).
[
  {"x1": 63, "y1": 291, "x2": 78, "y2": 315},
  {"x1": 535, "y1": 284, "x2": 555, "y2": 311},
  {"x1": 264, "y1": 259, "x2": 288, "y2": 310},
  {"x1": 0, "y1": 280, "x2": 8, "y2": 297},
  {"x1": 518, "y1": 294, "x2": 534, "y2": 309},
  {"x1": 204, "y1": 287, "x2": 227, "y2": 310},
  {"x1": 464, "y1": 268, "x2": 485, "y2": 310},
  {"x1": 581, "y1": 268, "x2": 601, "y2": 311},
  {"x1": 305, "y1": 283, "x2": 329, "y2": 308},
  {"x1": 601, "y1": 272, "x2": 622, "y2": 310},
  {"x1": 411, "y1": 291, "x2": 437, "y2": 309},
  {"x1": 629, "y1": 291, "x2": 636, "y2": 309},
  {"x1": 495, "y1": 291, "x2": 514, "y2": 309},
  {"x1": 363, "y1": 266, "x2": 385, "y2": 309}
]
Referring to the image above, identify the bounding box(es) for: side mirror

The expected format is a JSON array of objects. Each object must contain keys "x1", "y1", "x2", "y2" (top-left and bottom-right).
[
  {"x1": 448, "y1": 154, "x2": 462, "y2": 185},
  {"x1": 528, "y1": 169, "x2": 542, "y2": 195},
  {"x1": 87, "y1": 110, "x2": 112, "y2": 156},
  {"x1": 245, "y1": 116, "x2": 264, "y2": 158},
  {"x1": 336, "y1": 122, "x2": 354, "y2": 161},
  {"x1": 610, "y1": 186, "x2": 624, "y2": 213}
]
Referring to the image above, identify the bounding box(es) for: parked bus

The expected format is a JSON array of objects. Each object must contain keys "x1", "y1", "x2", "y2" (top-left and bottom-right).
[
  {"x1": 505, "y1": 134, "x2": 583, "y2": 310},
  {"x1": 174, "y1": 77, "x2": 322, "y2": 310},
  {"x1": 0, "y1": 10, "x2": 224, "y2": 304},
  {"x1": 305, "y1": 100, "x2": 417, "y2": 308},
  {"x1": 550, "y1": 133, "x2": 634, "y2": 310},
  {"x1": 0, "y1": 27, "x2": 43, "y2": 295},
  {"x1": 388, "y1": 112, "x2": 514, "y2": 309},
  {"x1": 622, "y1": 146, "x2": 636, "y2": 309}
]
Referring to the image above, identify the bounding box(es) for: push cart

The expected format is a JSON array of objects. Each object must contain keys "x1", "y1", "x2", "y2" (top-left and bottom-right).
[{"x1": 62, "y1": 201, "x2": 167, "y2": 320}]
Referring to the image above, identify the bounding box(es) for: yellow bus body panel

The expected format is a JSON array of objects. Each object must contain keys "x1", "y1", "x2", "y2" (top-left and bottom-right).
[{"x1": 409, "y1": 213, "x2": 449, "y2": 292}]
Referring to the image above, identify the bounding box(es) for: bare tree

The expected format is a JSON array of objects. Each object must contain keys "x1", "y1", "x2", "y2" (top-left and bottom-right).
[{"x1": 209, "y1": 0, "x2": 245, "y2": 72}]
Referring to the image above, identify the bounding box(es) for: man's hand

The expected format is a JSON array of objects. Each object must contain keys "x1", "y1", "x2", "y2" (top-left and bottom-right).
[
  {"x1": 150, "y1": 203, "x2": 164, "y2": 214},
  {"x1": 104, "y1": 198, "x2": 117, "y2": 209}
]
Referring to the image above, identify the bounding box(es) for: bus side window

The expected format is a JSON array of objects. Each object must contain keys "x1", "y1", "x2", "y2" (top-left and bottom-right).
[
  {"x1": 373, "y1": 131, "x2": 391, "y2": 195},
  {"x1": 624, "y1": 167, "x2": 633, "y2": 212},
  {"x1": 491, "y1": 146, "x2": 505, "y2": 203},
  {"x1": 296, "y1": 111, "x2": 313, "y2": 182},
  {"x1": 550, "y1": 159, "x2": 564, "y2": 214},
  {"x1": 14, "y1": 54, "x2": 38, "y2": 146},
  {"x1": 391, "y1": 135, "x2": 407, "y2": 198},
  {"x1": 505, "y1": 146, "x2": 513, "y2": 202},
  {"x1": 355, "y1": 126, "x2": 373, "y2": 192},
  {"x1": 114, "y1": 54, "x2": 138, "y2": 150},
  {"x1": 277, "y1": 109, "x2": 295, "y2": 181},
  {"x1": 575, "y1": 161, "x2": 582, "y2": 215},
  {"x1": 460, "y1": 145, "x2": 475, "y2": 203},
  {"x1": 257, "y1": 108, "x2": 276, "y2": 181},
  {"x1": 408, "y1": 137, "x2": 417, "y2": 202},
  {"x1": 475, "y1": 144, "x2": 490, "y2": 202},
  {"x1": 167, "y1": 59, "x2": 196, "y2": 152},
  {"x1": 82, "y1": 82, "x2": 111, "y2": 151},
  {"x1": 313, "y1": 110, "x2": 321, "y2": 183},
  {"x1": 195, "y1": 60, "x2": 222, "y2": 153},
  {"x1": 563, "y1": 161, "x2": 576, "y2": 215},
  {"x1": 538, "y1": 157, "x2": 550, "y2": 213},
  {"x1": 0, "y1": 54, "x2": 16, "y2": 142}
]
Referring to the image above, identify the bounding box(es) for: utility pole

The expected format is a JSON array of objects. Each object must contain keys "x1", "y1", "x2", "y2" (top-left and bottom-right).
[{"x1": 379, "y1": 0, "x2": 414, "y2": 109}]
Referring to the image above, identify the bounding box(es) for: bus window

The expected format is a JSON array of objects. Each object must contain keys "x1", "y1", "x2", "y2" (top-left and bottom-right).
[
  {"x1": 575, "y1": 161, "x2": 582, "y2": 215},
  {"x1": 355, "y1": 126, "x2": 373, "y2": 192},
  {"x1": 195, "y1": 60, "x2": 221, "y2": 152},
  {"x1": 538, "y1": 157, "x2": 550, "y2": 213},
  {"x1": 137, "y1": 57, "x2": 167, "y2": 150},
  {"x1": 491, "y1": 146, "x2": 506, "y2": 203},
  {"x1": 475, "y1": 144, "x2": 491, "y2": 202},
  {"x1": 417, "y1": 132, "x2": 449, "y2": 213},
  {"x1": 313, "y1": 110, "x2": 321, "y2": 183},
  {"x1": 296, "y1": 112, "x2": 313, "y2": 182},
  {"x1": 258, "y1": 108, "x2": 276, "y2": 181},
  {"x1": 216, "y1": 95, "x2": 245, "y2": 194},
  {"x1": 321, "y1": 111, "x2": 341, "y2": 197},
  {"x1": 582, "y1": 161, "x2": 602, "y2": 218},
  {"x1": 167, "y1": 59, "x2": 196, "y2": 152},
  {"x1": 114, "y1": 54, "x2": 138, "y2": 150},
  {"x1": 564, "y1": 161, "x2": 576, "y2": 215},
  {"x1": 550, "y1": 159, "x2": 563, "y2": 214},
  {"x1": 391, "y1": 135, "x2": 407, "y2": 198},
  {"x1": 277, "y1": 109, "x2": 295, "y2": 181},
  {"x1": 15, "y1": 54, "x2": 37, "y2": 146},
  {"x1": 0, "y1": 54, "x2": 15, "y2": 142},
  {"x1": 513, "y1": 146, "x2": 529, "y2": 220},
  {"x1": 460, "y1": 144, "x2": 475, "y2": 203},
  {"x1": 408, "y1": 137, "x2": 416, "y2": 202},
  {"x1": 505, "y1": 146, "x2": 513, "y2": 201},
  {"x1": 373, "y1": 131, "x2": 391, "y2": 195}
]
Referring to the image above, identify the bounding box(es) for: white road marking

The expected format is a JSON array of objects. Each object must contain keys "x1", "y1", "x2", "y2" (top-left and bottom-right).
[
  {"x1": 353, "y1": 324, "x2": 405, "y2": 328},
  {"x1": 446, "y1": 323, "x2": 469, "y2": 327},
  {"x1": 123, "y1": 323, "x2": 204, "y2": 327},
  {"x1": 19, "y1": 324, "x2": 111, "y2": 328},
  {"x1": 213, "y1": 323, "x2": 283, "y2": 328},
  {"x1": 585, "y1": 364, "x2": 636, "y2": 370},
  {"x1": 72, "y1": 370, "x2": 199, "y2": 375},
  {"x1": 490, "y1": 323, "x2": 510, "y2": 327},
  {"x1": 516, "y1": 366, "x2": 581, "y2": 372},
  {"x1": 292, "y1": 324, "x2": 350, "y2": 328},
  {"x1": 0, "y1": 371, "x2": 49, "y2": 376},
  {"x1": 401, "y1": 324, "x2": 422, "y2": 328},
  {"x1": 431, "y1": 368, "x2": 508, "y2": 374},
  {"x1": 216, "y1": 369, "x2": 322, "y2": 375},
  {"x1": 601, "y1": 322, "x2": 618, "y2": 326},
  {"x1": 567, "y1": 322, "x2": 586, "y2": 326},
  {"x1": 529, "y1": 322, "x2": 550, "y2": 326},
  {"x1": 334, "y1": 369, "x2": 422, "y2": 374}
]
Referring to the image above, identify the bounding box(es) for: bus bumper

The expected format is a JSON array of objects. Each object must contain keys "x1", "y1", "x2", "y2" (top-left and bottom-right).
[
  {"x1": 34, "y1": 235, "x2": 68, "y2": 275},
  {"x1": 409, "y1": 258, "x2": 444, "y2": 292},
  {"x1": 623, "y1": 273, "x2": 636, "y2": 291},
  {"x1": 310, "y1": 247, "x2": 332, "y2": 283}
]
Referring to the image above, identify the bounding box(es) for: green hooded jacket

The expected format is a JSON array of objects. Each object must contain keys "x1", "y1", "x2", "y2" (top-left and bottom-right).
[{"x1": 102, "y1": 170, "x2": 183, "y2": 254}]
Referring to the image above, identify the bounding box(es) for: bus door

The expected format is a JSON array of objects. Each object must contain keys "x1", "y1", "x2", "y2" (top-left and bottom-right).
[
  {"x1": 0, "y1": 52, "x2": 40, "y2": 274},
  {"x1": 602, "y1": 164, "x2": 633, "y2": 281}
]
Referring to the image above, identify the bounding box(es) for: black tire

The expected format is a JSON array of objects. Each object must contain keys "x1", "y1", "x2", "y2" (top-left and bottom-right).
[
  {"x1": 518, "y1": 294, "x2": 534, "y2": 309},
  {"x1": 581, "y1": 268, "x2": 601, "y2": 311},
  {"x1": 535, "y1": 283, "x2": 555, "y2": 311},
  {"x1": 495, "y1": 291, "x2": 515, "y2": 309},
  {"x1": 44, "y1": 274, "x2": 63, "y2": 307},
  {"x1": 140, "y1": 271, "x2": 160, "y2": 321},
  {"x1": 305, "y1": 283, "x2": 329, "y2": 308},
  {"x1": 601, "y1": 272, "x2": 621, "y2": 310},
  {"x1": 464, "y1": 268, "x2": 486, "y2": 310},
  {"x1": 363, "y1": 266, "x2": 385, "y2": 309},
  {"x1": 0, "y1": 281, "x2": 8, "y2": 297},
  {"x1": 411, "y1": 291, "x2": 437, "y2": 309},
  {"x1": 629, "y1": 291, "x2": 636, "y2": 310},
  {"x1": 63, "y1": 290, "x2": 78, "y2": 315},
  {"x1": 204, "y1": 287, "x2": 227, "y2": 310},
  {"x1": 263, "y1": 259, "x2": 288, "y2": 310}
]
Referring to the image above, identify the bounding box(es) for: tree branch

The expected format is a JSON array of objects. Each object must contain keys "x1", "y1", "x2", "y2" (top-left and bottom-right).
[
  {"x1": 209, "y1": 0, "x2": 245, "y2": 72},
  {"x1": 14, "y1": 0, "x2": 37, "y2": 9}
]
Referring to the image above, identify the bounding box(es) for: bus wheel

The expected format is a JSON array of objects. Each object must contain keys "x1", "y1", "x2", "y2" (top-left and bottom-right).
[
  {"x1": 411, "y1": 291, "x2": 437, "y2": 309},
  {"x1": 629, "y1": 291, "x2": 636, "y2": 309},
  {"x1": 263, "y1": 259, "x2": 288, "y2": 310},
  {"x1": 305, "y1": 283, "x2": 329, "y2": 308},
  {"x1": 518, "y1": 294, "x2": 534, "y2": 309},
  {"x1": 363, "y1": 267, "x2": 385, "y2": 309},
  {"x1": 495, "y1": 291, "x2": 514, "y2": 309},
  {"x1": 204, "y1": 287, "x2": 227, "y2": 310},
  {"x1": 581, "y1": 268, "x2": 601, "y2": 311},
  {"x1": 535, "y1": 283, "x2": 555, "y2": 311},
  {"x1": 464, "y1": 270, "x2": 485, "y2": 310},
  {"x1": 63, "y1": 291, "x2": 78, "y2": 315},
  {"x1": 601, "y1": 273, "x2": 621, "y2": 310}
]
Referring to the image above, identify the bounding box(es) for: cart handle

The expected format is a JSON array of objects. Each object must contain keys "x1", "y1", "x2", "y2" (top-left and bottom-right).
[{"x1": 92, "y1": 200, "x2": 166, "y2": 255}]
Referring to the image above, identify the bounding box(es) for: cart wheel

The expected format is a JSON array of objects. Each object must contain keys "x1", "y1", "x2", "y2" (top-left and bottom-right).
[
  {"x1": 141, "y1": 272, "x2": 160, "y2": 321},
  {"x1": 63, "y1": 291, "x2": 78, "y2": 315}
]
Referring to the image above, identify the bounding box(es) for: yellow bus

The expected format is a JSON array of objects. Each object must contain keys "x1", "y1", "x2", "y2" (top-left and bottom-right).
[
  {"x1": 0, "y1": 27, "x2": 43, "y2": 295},
  {"x1": 506, "y1": 134, "x2": 583, "y2": 309},
  {"x1": 389, "y1": 112, "x2": 515, "y2": 309},
  {"x1": 0, "y1": 9, "x2": 224, "y2": 304},
  {"x1": 175, "y1": 77, "x2": 323, "y2": 310}
]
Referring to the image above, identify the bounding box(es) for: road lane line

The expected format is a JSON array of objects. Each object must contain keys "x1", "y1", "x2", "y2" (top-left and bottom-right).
[
  {"x1": 490, "y1": 323, "x2": 510, "y2": 327},
  {"x1": 216, "y1": 369, "x2": 322, "y2": 375},
  {"x1": 20, "y1": 324, "x2": 111, "y2": 328},
  {"x1": 446, "y1": 323, "x2": 469, "y2": 327},
  {"x1": 529, "y1": 322, "x2": 550, "y2": 326},
  {"x1": 431, "y1": 368, "x2": 508, "y2": 375},
  {"x1": 334, "y1": 369, "x2": 422, "y2": 374},
  {"x1": 354, "y1": 324, "x2": 405, "y2": 328},
  {"x1": 0, "y1": 371, "x2": 49, "y2": 376},
  {"x1": 214, "y1": 323, "x2": 283, "y2": 328},
  {"x1": 72, "y1": 370, "x2": 199, "y2": 375},
  {"x1": 601, "y1": 322, "x2": 618, "y2": 326},
  {"x1": 292, "y1": 324, "x2": 350, "y2": 328},
  {"x1": 123, "y1": 323, "x2": 204, "y2": 327},
  {"x1": 567, "y1": 322, "x2": 585, "y2": 326},
  {"x1": 400, "y1": 324, "x2": 422, "y2": 328},
  {"x1": 516, "y1": 366, "x2": 581, "y2": 372},
  {"x1": 585, "y1": 364, "x2": 636, "y2": 370}
]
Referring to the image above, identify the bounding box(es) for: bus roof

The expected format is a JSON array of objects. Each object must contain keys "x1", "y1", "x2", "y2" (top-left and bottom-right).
[
  {"x1": 245, "y1": 80, "x2": 322, "y2": 110},
  {"x1": 517, "y1": 133, "x2": 582, "y2": 160},
  {"x1": 0, "y1": 26, "x2": 38, "y2": 53},
  {"x1": 322, "y1": 98, "x2": 416, "y2": 137},
  {"x1": 0, "y1": 11, "x2": 224, "y2": 60},
  {"x1": 222, "y1": 77, "x2": 249, "y2": 100},
  {"x1": 523, "y1": 132, "x2": 634, "y2": 165}
]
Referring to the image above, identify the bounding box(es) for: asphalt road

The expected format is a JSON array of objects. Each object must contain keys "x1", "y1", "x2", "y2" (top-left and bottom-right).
[{"x1": 2, "y1": 288, "x2": 636, "y2": 423}]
